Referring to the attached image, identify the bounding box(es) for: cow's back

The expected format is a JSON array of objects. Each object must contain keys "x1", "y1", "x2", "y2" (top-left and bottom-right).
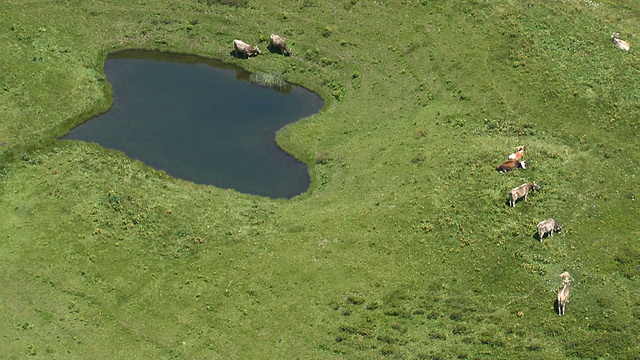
[
  {"x1": 509, "y1": 183, "x2": 534, "y2": 207},
  {"x1": 537, "y1": 218, "x2": 554, "y2": 239},
  {"x1": 538, "y1": 218, "x2": 554, "y2": 230},
  {"x1": 511, "y1": 183, "x2": 527, "y2": 197},
  {"x1": 269, "y1": 34, "x2": 291, "y2": 55},
  {"x1": 233, "y1": 40, "x2": 243, "y2": 52}
]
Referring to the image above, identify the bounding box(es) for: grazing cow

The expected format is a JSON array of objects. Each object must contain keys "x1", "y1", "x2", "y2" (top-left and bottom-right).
[
  {"x1": 496, "y1": 159, "x2": 526, "y2": 173},
  {"x1": 233, "y1": 39, "x2": 260, "y2": 59},
  {"x1": 611, "y1": 32, "x2": 630, "y2": 51},
  {"x1": 537, "y1": 218, "x2": 563, "y2": 242},
  {"x1": 557, "y1": 272, "x2": 572, "y2": 316},
  {"x1": 269, "y1": 34, "x2": 291, "y2": 56},
  {"x1": 508, "y1": 146, "x2": 525, "y2": 161},
  {"x1": 508, "y1": 182, "x2": 540, "y2": 207}
]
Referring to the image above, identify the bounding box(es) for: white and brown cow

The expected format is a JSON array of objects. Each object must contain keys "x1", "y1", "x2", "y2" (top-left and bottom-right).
[
  {"x1": 269, "y1": 34, "x2": 291, "y2": 56},
  {"x1": 612, "y1": 32, "x2": 630, "y2": 52},
  {"x1": 557, "y1": 272, "x2": 572, "y2": 316},
  {"x1": 496, "y1": 158, "x2": 526, "y2": 174},
  {"x1": 537, "y1": 218, "x2": 562, "y2": 242},
  {"x1": 508, "y1": 182, "x2": 540, "y2": 207},
  {"x1": 508, "y1": 146, "x2": 525, "y2": 161},
  {"x1": 233, "y1": 39, "x2": 260, "y2": 59}
]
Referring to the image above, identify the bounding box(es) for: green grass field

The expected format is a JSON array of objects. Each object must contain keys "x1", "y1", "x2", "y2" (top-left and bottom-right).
[{"x1": 1, "y1": 0, "x2": 639, "y2": 358}]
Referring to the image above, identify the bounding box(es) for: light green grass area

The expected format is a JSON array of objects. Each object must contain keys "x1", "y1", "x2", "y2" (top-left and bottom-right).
[{"x1": 1, "y1": 0, "x2": 639, "y2": 358}]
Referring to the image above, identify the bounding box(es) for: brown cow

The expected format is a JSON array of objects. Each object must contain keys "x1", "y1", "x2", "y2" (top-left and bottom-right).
[
  {"x1": 537, "y1": 218, "x2": 562, "y2": 242},
  {"x1": 508, "y1": 182, "x2": 540, "y2": 207},
  {"x1": 233, "y1": 39, "x2": 260, "y2": 59},
  {"x1": 269, "y1": 34, "x2": 291, "y2": 56},
  {"x1": 496, "y1": 159, "x2": 526, "y2": 173},
  {"x1": 612, "y1": 32, "x2": 630, "y2": 51},
  {"x1": 557, "y1": 272, "x2": 572, "y2": 316}
]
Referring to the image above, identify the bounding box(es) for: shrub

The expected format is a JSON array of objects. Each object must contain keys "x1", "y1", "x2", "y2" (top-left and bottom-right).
[{"x1": 315, "y1": 151, "x2": 330, "y2": 164}]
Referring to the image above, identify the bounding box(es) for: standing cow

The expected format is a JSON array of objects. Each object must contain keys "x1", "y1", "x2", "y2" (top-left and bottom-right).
[
  {"x1": 508, "y1": 182, "x2": 540, "y2": 207},
  {"x1": 537, "y1": 218, "x2": 562, "y2": 242},
  {"x1": 496, "y1": 159, "x2": 526, "y2": 173},
  {"x1": 557, "y1": 272, "x2": 572, "y2": 316},
  {"x1": 611, "y1": 32, "x2": 630, "y2": 51},
  {"x1": 233, "y1": 39, "x2": 261, "y2": 59},
  {"x1": 269, "y1": 34, "x2": 291, "y2": 56}
]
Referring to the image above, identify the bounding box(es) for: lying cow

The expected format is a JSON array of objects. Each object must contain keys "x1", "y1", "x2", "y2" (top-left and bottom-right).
[
  {"x1": 496, "y1": 159, "x2": 526, "y2": 173},
  {"x1": 508, "y1": 182, "x2": 540, "y2": 207},
  {"x1": 537, "y1": 218, "x2": 562, "y2": 242},
  {"x1": 612, "y1": 32, "x2": 630, "y2": 52},
  {"x1": 557, "y1": 272, "x2": 572, "y2": 316},
  {"x1": 508, "y1": 146, "x2": 525, "y2": 161},
  {"x1": 269, "y1": 34, "x2": 291, "y2": 56},
  {"x1": 233, "y1": 39, "x2": 260, "y2": 59}
]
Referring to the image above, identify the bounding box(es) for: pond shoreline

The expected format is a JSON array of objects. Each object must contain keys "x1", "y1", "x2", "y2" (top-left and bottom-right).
[{"x1": 62, "y1": 50, "x2": 324, "y2": 199}]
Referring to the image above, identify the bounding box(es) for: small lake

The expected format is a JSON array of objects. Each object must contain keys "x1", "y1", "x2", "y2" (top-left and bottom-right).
[{"x1": 62, "y1": 50, "x2": 324, "y2": 198}]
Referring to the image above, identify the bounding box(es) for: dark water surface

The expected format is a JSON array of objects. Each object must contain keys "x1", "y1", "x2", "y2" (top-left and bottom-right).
[{"x1": 63, "y1": 50, "x2": 324, "y2": 198}]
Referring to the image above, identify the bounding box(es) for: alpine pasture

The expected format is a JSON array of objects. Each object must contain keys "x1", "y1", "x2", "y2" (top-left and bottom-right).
[{"x1": 1, "y1": 0, "x2": 639, "y2": 358}]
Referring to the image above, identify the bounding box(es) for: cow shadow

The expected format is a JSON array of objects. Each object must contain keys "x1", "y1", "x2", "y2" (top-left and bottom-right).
[
  {"x1": 229, "y1": 50, "x2": 244, "y2": 59},
  {"x1": 553, "y1": 299, "x2": 560, "y2": 315},
  {"x1": 267, "y1": 44, "x2": 290, "y2": 56},
  {"x1": 534, "y1": 232, "x2": 562, "y2": 242}
]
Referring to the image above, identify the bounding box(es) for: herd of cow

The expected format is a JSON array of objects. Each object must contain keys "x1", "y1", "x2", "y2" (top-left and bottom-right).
[
  {"x1": 232, "y1": 34, "x2": 290, "y2": 59},
  {"x1": 491, "y1": 34, "x2": 632, "y2": 315},
  {"x1": 234, "y1": 32, "x2": 630, "y2": 58},
  {"x1": 496, "y1": 146, "x2": 571, "y2": 315},
  {"x1": 232, "y1": 32, "x2": 615, "y2": 314}
]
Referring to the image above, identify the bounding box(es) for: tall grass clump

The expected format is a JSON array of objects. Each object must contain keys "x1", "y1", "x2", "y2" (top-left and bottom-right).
[{"x1": 249, "y1": 72, "x2": 288, "y2": 90}]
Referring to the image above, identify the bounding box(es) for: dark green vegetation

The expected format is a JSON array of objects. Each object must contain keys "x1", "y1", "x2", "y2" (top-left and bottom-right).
[{"x1": 1, "y1": 0, "x2": 638, "y2": 358}]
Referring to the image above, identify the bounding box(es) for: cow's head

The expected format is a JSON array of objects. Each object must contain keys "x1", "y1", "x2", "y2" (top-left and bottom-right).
[
  {"x1": 518, "y1": 160, "x2": 526, "y2": 169},
  {"x1": 532, "y1": 182, "x2": 540, "y2": 191}
]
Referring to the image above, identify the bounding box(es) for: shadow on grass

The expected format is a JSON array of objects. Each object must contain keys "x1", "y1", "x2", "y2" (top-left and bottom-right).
[
  {"x1": 268, "y1": 44, "x2": 290, "y2": 56},
  {"x1": 553, "y1": 299, "x2": 561, "y2": 316},
  {"x1": 531, "y1": 232, "x2": 542, "y2": 242},
  {"x1": 228, "y1": 50, "x2": 260, "y2": 59}
]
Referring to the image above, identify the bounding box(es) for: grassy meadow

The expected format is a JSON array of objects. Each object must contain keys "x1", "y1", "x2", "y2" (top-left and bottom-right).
[{"x1": 1, "y1": 0, "x2": 639, "y2": 358}]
